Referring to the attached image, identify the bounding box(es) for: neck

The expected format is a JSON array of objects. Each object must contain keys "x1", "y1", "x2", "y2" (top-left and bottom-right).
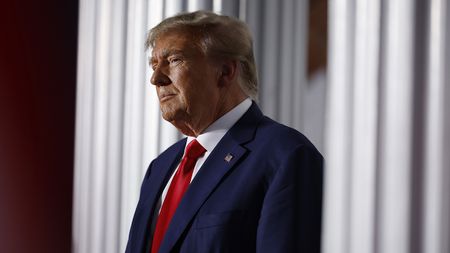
[{"x1": 175, "y1": 93, "x2": 247, "y2": 137}]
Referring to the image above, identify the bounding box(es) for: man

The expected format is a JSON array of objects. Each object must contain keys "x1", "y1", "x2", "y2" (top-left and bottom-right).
[{"x1": 126, "y1": 11, "x2": 323, "y2": 253}]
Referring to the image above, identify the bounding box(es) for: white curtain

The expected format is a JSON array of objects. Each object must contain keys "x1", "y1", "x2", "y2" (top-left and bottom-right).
[
  {"x1": 323, "y1": 0, "x2": 450, "y2": 253},
  {"x1": 73, "y1": 1, "x2": 311, "y2": 253},
  {"x1": 74, "y1": 0, "x2": 450, "y2": 252}
]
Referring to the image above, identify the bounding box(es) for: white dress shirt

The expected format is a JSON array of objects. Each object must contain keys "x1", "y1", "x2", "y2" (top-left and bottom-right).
[
  {"x1": 159, "y1": 98, "x2": 252, "y2": 206},
  {"x1": 149, "y1": 98, "x2": 252, "y2": 237}
]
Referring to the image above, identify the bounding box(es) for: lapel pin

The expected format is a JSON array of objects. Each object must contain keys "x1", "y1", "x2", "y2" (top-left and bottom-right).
[{"x1": 224, "y1": 153, "x2": 234, "y2": 162}]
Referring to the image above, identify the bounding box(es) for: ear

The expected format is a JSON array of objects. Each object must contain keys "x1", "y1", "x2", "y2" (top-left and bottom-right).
[{"x1": 218, "y1": 60, "x2": 238, "y2": 87}]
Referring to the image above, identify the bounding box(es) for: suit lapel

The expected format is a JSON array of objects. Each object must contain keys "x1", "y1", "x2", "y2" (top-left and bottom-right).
[
  {"x1": 142, "y1": 141, "x2": 186, "y2": 214},
  {"x1": 131, "y1": 140, "x2": 185, "y2": 253},
  {"x1": 158, "y1": 102, "x2": 264, "y2": 253}
]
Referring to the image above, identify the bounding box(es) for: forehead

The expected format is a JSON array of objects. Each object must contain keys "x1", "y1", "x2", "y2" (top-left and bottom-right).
[{"x1": 151, "y1": 31, "x2": 204, "y2": 57}]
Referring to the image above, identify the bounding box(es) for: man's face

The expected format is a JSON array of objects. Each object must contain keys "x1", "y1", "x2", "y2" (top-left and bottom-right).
[{"x1": 150, "y1": 32, "x2": 222, "y2": 134}]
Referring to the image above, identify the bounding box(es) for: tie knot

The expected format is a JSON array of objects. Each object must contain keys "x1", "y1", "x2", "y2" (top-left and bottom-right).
[{"x1": 184, "y1": 139, "x2": 206, "y2": 159}]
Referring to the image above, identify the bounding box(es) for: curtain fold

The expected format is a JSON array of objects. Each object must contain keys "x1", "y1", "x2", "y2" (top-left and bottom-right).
[
  {"x1": 75, "y1": 0, "x2": 450, "y2": 253},
  {"x1": 74, "y1": 1, "x2": 310, "y2": 253},
  {"x1": 423, "y1": 0, "x2": 450, "y2": 252},
  {"x1": 323, "y1": 0, "x2": 450, "y2": 253}
]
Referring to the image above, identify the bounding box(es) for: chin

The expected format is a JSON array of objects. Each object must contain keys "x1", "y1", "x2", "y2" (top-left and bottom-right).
[
  {"x1": 160, "y1": 104, "x2": 176, "y2": 120},
  {"x1": 160, "y1": 108, "x2": 183, "y2": 124},
  {"x1": 161, "y1": 112, "x2": 175, "y2": 122}
]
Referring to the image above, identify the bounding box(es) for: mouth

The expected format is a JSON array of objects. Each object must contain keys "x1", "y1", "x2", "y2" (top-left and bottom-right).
[{"x1": 159, "y1": 93, "x2": 176, "y2": 102}]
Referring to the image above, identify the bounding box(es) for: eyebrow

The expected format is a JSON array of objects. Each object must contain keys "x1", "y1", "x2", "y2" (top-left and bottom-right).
[{"x1": 150, "y1": 49, "x2": 184, "y2": 64}]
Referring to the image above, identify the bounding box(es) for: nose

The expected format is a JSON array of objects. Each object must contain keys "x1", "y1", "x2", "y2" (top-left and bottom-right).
[{"x1": 151, "y1": 66, "x2": 171, "y2": 86}]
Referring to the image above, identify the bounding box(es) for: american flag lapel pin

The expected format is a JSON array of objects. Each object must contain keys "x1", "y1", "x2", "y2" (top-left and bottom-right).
[{"x1": 224, "y1": 153, "x2": 234, "y2": 162}]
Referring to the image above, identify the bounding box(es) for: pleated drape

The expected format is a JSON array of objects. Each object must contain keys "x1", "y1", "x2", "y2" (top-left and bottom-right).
[
  {"x1": 73, "y1": 1, "x2": 309, "y2": 253},
  {"x1": 323, "y1": 0, "x2": 450, "y2": 253},
  {"x1": 74, "y1": 1, "x2": 450, "y2": 253}
]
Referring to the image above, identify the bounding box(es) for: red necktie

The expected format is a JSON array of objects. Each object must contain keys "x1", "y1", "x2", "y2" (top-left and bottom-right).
[{"x1": 151, "y1": 139, "x2": 206, "y2": 253}]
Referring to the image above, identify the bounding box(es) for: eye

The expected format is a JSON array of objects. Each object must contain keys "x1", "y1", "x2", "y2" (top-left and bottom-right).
[{"x1": 168, "y1": 57, "x2": 182, "y2": 65}]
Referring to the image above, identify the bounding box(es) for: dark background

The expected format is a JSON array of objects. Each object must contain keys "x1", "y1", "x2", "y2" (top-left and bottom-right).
[{"x1": 0, "y1": 0, "x2": 78, "y2": 252}]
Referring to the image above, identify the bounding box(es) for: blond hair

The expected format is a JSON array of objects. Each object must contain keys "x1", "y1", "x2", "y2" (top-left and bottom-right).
[{"x1": 146, "y1": 11, "x2": 258, "y2": 100}]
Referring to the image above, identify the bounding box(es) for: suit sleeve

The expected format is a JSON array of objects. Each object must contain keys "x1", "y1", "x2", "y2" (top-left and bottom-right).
[
  {"x1": 125, "y1": 160, "x2": 155, "y2": 253},
  {"x1": 256, "y1": 144, "x2": 324, "y2": 253}
]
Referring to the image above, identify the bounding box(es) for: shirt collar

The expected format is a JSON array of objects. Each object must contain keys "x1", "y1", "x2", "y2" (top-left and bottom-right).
[{"x1": 186, "y1": 98, "x2": 252, "y2": 153}]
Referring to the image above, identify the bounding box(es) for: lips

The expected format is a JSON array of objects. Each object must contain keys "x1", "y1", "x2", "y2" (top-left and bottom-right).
[{"x1": 159, "y1": 93, "x2": 176, "y2": 102}]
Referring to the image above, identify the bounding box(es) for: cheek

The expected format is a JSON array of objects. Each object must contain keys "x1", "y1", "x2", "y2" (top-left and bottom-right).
[
  {"x1": 170, "y1": 68, "x2": 189, "y2": 89},
  {"x1": 171, "y1": 67, "x2": 218, "y2": 103},
  {"x1": 171, "y1": 71, "x2": 195, "y2": 95}
]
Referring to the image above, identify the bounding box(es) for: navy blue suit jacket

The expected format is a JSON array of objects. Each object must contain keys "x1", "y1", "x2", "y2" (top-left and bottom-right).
[{"x1": 126, "y1": 102, "x2": 323, "y2": 253}]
